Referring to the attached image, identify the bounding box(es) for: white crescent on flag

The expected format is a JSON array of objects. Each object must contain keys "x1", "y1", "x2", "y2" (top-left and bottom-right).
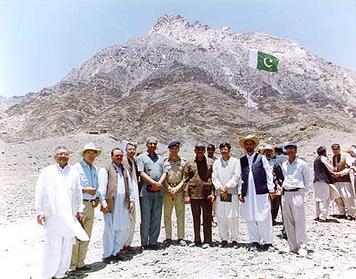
[{"x1": 263, "y1": 57, "x2": 273, "y2": 68}]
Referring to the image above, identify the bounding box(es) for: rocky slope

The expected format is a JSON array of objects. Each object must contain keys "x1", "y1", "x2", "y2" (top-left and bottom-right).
[{"x1": 0, "y1": 14, "x2": 355, "y2": 145}]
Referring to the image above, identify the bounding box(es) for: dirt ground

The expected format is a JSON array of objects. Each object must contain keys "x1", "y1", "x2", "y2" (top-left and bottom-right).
[{"x1": 0, "y1": 130, "x2": 355, "y2": 279}]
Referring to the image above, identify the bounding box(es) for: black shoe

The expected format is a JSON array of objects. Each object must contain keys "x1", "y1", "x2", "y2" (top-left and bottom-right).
[
  {"x1": 221, "y1": 240, "x2": 228, "y2": 248},
  {"x1": 77, "y1": 265, "x2": 91, "y2": 271},
  {"x1": 261, "y1": 244, "x2": 272, "y2": 251},
  {"x1": 249, "y1": 242, "x2": 260, "y2": 251},
  {"x1": 163, "y1": 239, "x2": 173, "y2": 246},
  {"x1": 103, "y1": 255, "x2": 115, "y2": 264},
  {"x1": 335, "y1": 214, "x2": 347, "y2": 219},
  {"x1": 231, "y1": 241, "x2": 238, "y2": 247},
  {"x1": 113, "y1": 253, "x2": 126, "y2": 261},
  {"x1": 194, "y1": 241, "x2": 202, "y2": 247},
  {"x1": 148, "y1": 243, "x2": 161, "y2": 250}
]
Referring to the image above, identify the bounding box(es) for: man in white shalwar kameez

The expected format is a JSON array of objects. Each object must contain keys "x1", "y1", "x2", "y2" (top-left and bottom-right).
[
  {"x1": 212, "y1": 142, "x2": 241, "y2": 247},
  {"x1": 35, "y1": 146, "x2": 89, "y2": 279},
  {"x1": 313, "y1": 146, "x2": 334, "y2": 221},
  {"x1": 98, "y1": 148, "x2": 135, "y2": 262},
  {"x1": 238, "y1": 135, "x2": 275, "y2": 250}
]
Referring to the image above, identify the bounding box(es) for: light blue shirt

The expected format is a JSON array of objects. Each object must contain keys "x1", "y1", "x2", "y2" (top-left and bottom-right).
[
  {"x1": 136, "y1": 152, "x2": 168, "y2": 196},
  {"x1": 74, "y1": 160, "x2": 99, "y2": 200},
  {"x1": 281, "y1": 158, "x2": 311, "y2": 191}
]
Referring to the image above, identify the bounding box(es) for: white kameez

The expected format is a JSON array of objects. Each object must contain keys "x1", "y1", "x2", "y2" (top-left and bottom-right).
[
  {"x1": 126, "y1": 163, "x2": 141, "y2": 246},
  {"x1": 212, "y1": 157, "x2": 241, "y2": 241},
  {"x1": 239, "y1": 153, "x2": 274, "y2": 244},
  {"x1": 98, "y1": 168, "x2": 131, "y2": 258},
  {"x1": 35, "y1": 164, "x2": 88, "y2": 279}
]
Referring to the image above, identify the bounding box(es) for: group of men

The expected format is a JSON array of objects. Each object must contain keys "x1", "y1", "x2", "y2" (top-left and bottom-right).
[
  {"x1": 312, "y1": 144, "x2": 356, "y2": 222},
  {"x1": 35, "y1": 136, "x2": 356, "y2": 279}
]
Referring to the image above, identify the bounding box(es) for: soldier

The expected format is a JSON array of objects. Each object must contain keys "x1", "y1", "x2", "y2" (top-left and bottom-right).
[
  {"x1": 163, "y1": 141, "x2": 187, "y2": 246},
  {"x1": 184, "y1": 142, "x2": 215, "y2": 248}
]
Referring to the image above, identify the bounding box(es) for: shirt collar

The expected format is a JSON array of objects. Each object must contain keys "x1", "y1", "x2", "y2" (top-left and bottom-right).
[
  {"x1": 55, "y1": 163, "x2": 70, "y2": 172},
  {"x1": 247, "y1": 152, "x2": 256, "y2": 158},
  {"x1": 146, "y1": 151, "x2": 158, "y2": 158},
  {"x1": 287, "y1": 158, "x2": 298, "y2": 165},
  {"x1": 80, "y1": 159, "x2": 93, "y2": 168},
  {"x1": 169, "y1": 155, "x2": 181, "y2": 162}
]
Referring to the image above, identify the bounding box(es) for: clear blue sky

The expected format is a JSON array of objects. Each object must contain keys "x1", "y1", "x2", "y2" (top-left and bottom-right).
[{"x1": 0, "y1": 0, "x2": 355, "y2": 97}]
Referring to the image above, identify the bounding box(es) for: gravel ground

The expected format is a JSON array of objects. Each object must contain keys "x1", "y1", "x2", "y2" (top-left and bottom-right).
[{"x1": 0, "y1": 131, "x2": 355, "y2": 279}]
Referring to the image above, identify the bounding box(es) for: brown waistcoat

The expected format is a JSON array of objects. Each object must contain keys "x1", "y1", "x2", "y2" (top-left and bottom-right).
[
  {"x1": 105, "y1": 162, "x2": 130, "y2": 212},
  {"x1": 332, "y1": 153, "x2": 351, "y2": 183}
]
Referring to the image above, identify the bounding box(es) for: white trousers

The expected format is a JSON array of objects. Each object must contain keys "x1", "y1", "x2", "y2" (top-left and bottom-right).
[
  {"x1": 334, "y1": 182, "x2": 356, "y2": 217},
  {"x1": 41, "y1": 228, "x2": 73, "y2": 279},
  {"x1": 282, "y1": 191, "x2": 306, "y2": 251},
  {"x1": 125, "y1": 213, "x2": 136, "y2": 246},
  {"x1": 103, "y1": 213, "x2": 129, "y2": 258},
  {"x1": 217, "y1": 217, "x2": 239, "y2": 241},
  {"x1": 315, "y1": 200, "x2": 329, "y2": 220},
  {"x1": 246, "y1": 213, "x2": 273, "y2": 245}
]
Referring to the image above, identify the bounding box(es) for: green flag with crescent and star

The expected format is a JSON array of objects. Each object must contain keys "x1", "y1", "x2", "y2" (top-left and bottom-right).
[{"x1": 248, "y1": 50, "x2": 279, "y2": 73}]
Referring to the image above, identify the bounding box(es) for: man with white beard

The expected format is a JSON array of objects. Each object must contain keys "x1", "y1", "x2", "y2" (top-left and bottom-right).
[
  {"x1": 238, "y1": 135, "x2": 275, "y2": 251},
  {"x1": 35, "y1": 146, "x2": 89, "y2": 279},
  {"x1": 98, "y1": 148, "x2": 135, "y2": 262},
  {"x1": 212, "y1": 142, "x2": 241, "y2": 247}
]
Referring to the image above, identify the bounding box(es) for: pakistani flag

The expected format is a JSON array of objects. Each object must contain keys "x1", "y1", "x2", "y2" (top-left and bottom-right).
[{"x1": 248, "y1": 50, "x2": 279, "y2": 73}]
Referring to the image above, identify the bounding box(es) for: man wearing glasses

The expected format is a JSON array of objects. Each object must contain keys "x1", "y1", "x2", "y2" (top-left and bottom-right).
[{"x1": 35, "y1": 146, "x2": 88, "y2": 279}]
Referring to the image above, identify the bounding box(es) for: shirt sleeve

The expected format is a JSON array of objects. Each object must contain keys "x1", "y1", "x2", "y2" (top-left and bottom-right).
[
  {"x1": 212, "y1": 161, "x2": 223, "y2": 190},
  {"x1": 35, "y1": 170, "x2": 45, "y2": 215},
  {"x1": 136, "y1": 155, "x2": 144, "y2": 172},
  {"x1": 183, "y1": 163, "x2": 191, "y2": 196},
  {"x1": 226, "y1": 159, "x2": 241, "y2": 189},
  {"x1": 262, "y1": 156, "x2": 275, "y2": 192},
  {"x1": 302, "y1": 161, "x2": 312, "y2": 191},
  {"x1": 97, "y1": 167, "x2": 108, "y2": 207},
  {"x1": 321, "y1": 156, "x2": 334, "y2": 173},
  {"x1": 345, "y1": 154, "x2": 353, "y2": 167},
  {"x1": 74, "y1": 172, "x2": 84, "y2": 213},
  {"x1": 127, "y1": 171, "x2": 135, "y2": 203},
  {"x1": 163, "y1": 158, "x2": 170, "y2": 173}
]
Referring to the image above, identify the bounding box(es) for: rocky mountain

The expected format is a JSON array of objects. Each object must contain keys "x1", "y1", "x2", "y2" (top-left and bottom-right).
[
  {"x1": 0, "y1": 14, "x2": 355, "y2": 146},
  {"x1": 0, "y1": 94, "x2": 30, "y2": 112}
]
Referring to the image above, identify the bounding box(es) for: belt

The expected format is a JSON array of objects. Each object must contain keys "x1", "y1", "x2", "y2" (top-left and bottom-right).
[
  {"x1": 283, "y1": 188, "x2": 301, "y2": 192},
  {"x1": 83, "y1": 199, "x2": 96, "y2": 202}
]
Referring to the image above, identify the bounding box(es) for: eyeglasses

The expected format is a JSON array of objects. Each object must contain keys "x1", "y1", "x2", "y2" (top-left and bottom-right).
[{"x1": 56, "y1": 152, "x2": 69, "y2": 156}]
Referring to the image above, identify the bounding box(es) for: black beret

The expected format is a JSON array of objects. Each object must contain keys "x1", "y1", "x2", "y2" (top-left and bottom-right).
[{"x1": 168, "y1": 140, "x2": 181, "y2": 148}]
